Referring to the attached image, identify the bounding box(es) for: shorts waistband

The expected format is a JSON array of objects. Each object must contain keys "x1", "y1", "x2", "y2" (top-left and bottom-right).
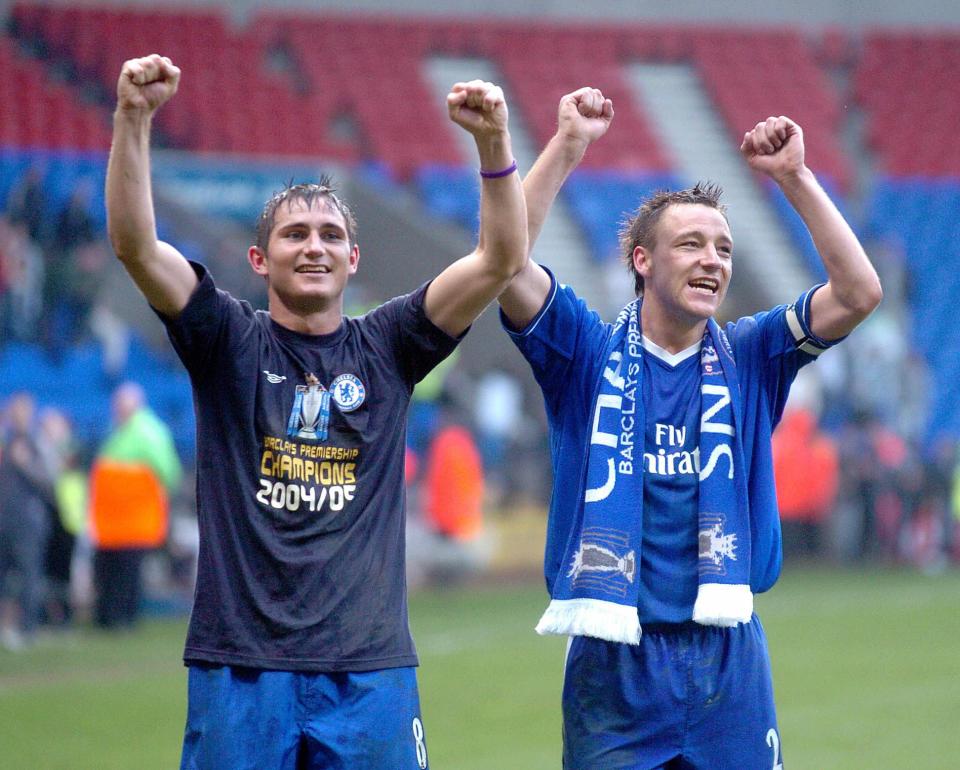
[{"x1": 639, "y1": 620, "x2": 703, "y2": 635}]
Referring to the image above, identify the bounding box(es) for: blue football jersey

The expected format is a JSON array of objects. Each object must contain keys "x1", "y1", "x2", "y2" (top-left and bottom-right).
[
  {"x1": 503, "y1": 269, "x2": 838, "y2": 605},
  {"x1": 637, "y1": 338, "x2": 702, "y2": 623}
]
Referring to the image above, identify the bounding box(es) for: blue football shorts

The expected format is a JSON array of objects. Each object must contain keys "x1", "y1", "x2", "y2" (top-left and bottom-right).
[
  {"x1": 562, "y1": 614, "x2": 783, "y2": 770},
  {"x1": 180, "y1": 664, "x2": 430, "y2": 770}
]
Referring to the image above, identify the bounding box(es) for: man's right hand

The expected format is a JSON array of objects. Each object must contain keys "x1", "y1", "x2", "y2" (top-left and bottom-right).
[
  {"x1": 108, "y1": 53, "x2": 196, "y2": 317},
  {"x1": 557, "y1": 87, "x2": 614, "y2": 148},
  {"x1": 117, "y1": 54, "x2": 180, "y2": 113}
]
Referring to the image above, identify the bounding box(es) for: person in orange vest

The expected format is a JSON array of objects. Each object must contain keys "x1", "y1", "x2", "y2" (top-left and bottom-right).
[
  {"x1": 407, "y1": 414, "x2": 494, "y2": 588},
  {"x1": 424, "y1": 423, "x2": 485, "y2": 542},
  {"x1": 89, "y1": 382, "x2": 182, "y2": 629},
  {"x1": 772, "y1": 405, "x2": 839, "y2": 559}
]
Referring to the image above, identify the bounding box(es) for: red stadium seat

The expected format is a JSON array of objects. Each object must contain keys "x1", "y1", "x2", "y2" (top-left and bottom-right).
[
  {"x1": 856, "y1": 31, "x2": 960, "y2": 176},
  {"x1": 8, "y1": 7, "x2": 952, "y2": 182}
]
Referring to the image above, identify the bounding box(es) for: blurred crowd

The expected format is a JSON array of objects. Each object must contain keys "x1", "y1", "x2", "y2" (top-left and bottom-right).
[
  {"x1": 0, "y1": 383, "x2": 195, "y2": 651},
  {"x1": 2, "y1": 169, "x2": 959, "y2": 652},
  {"x1": 1, "y1": 161, "x2": 143, "y2": 451},
  {"x1": 1, "y1": 164, "x2": 116, "y2": 351}
]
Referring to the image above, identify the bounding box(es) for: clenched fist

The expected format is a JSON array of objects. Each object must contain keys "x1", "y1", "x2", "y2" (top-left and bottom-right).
[
  {"x1": 739, "y1": 116, "x2": 806, "y2": 183},
  {"x1": 446, "y1": 80, "x2": 508, "y2": 139},
  {"x1": 557, "y1": 87, "x2": 614, "y2": 147},
  {"x1": 117, "y1": 54, "x2": 181, "y2": 113}
]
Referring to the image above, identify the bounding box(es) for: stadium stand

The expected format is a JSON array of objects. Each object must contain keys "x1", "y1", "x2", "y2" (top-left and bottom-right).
[
  {"x1": 1, "y1": 4, "x2": 957, "y2": 447},
  {"x1": 0, "y1": 34, "x2": 110, "y2": 150},
  {"x1": 852, "y1": 31, "x2": 960, "y2": 439}
]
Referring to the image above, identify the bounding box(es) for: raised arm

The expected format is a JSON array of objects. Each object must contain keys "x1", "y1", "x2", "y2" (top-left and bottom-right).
[
  {"x1": 106, "y1": 54, "x2": 198, "y2": 317},
  {"x1": 499, "y1": 87, "x2": 614, "y2": 330},
  {"x1": 422, "y1": 80, "x2": 527, "y2": 337},
  {"x1": 740, "y1": 116, "x2": 882, "y2": 340}
]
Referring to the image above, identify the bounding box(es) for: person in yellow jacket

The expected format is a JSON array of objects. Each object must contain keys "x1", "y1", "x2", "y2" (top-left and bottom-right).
[{"x1": 90, "y1": 381, "x2": 182, "y2": 629}]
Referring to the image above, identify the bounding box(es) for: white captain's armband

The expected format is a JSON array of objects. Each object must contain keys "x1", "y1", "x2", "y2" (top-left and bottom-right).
[{"x1": 785, "y1": 288, "x2": 831, "y2": 356}]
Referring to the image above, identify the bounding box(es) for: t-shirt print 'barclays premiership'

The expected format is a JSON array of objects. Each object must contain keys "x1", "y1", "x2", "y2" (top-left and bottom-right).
[{"x1": 161, "y1": 262, "x2": 460, "y2": 672}]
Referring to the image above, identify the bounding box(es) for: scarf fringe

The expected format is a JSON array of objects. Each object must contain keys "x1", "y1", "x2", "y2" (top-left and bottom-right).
[
  {"x1": 692, "y1": 583, "x2": 753, "y2": 627},
  {"x1": 536, "y1": 598, "x2": 642, "y2": 645}
]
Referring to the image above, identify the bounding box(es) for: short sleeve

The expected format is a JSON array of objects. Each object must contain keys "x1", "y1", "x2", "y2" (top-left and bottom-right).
[
  {"x1": 359, "y1": 282, "x2": 462, "y2": 387},
  {"x1": 500, "y1": 268, "x2": 609, "y2": 412},
  {"x1": 157, "y1": 262, "x2": 258, "y2": 378},
  {"x1": 726, "y1": 284, "x2": 842, "y2": 426}
]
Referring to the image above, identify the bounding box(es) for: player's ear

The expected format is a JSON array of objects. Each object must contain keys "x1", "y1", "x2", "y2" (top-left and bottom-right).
[
  {"x1": 248, "y1": 245, "x2": 269, "y2": 277},
  {"x1": 633, "y1": 245, "x2": 652, "y2": 279},
  {"x1": 347, "y1": 243, "x2": 360, "y2": 275}
]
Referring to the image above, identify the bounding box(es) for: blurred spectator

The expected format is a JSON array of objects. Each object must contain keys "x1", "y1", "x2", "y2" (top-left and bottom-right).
[
  {"x1": 897, "y1": 351, "x2": 931, "y2": 444},
  {"x1": 88, "y1": 302, "x2": 133, "y2": 378},
  {"x1": 773, "y1": 406, "x2": 839, "y2": 560},
  {"x1": 408, "y1": 349, "x2": 459, "y2": 455},
  {"x1": 43, "y1": 239, "x2": 112, "y2": 351},
  {"x1": 892, "y1": 439, "x2": 927, "y2": 564},
  {"x1": 42, "y1": 179, "x2": 106, "y2": 348},
  {"x1": 0, "y1": 392, "x2": 56, "y2": 650},
  {"x1": 472, "y1": 368, "x2": 523, "y2": 502},
  {"x1": 424, "y1": 423, "x2": 484, "y2": 542},
  {"x1": 837, "y1": 409, "x2": 883, "y2": 560},
  {"x1": 407, "y1": 411, "x2": 493, "y2": 588},
  {"x1": 838, "y1": 409, "x2": 909, "y2": 561},
  {"x1": 902, "y1": 437, "x2": 957, "y2": 572},
  {"x1": 37, "y1": 408, "x2": 87, "y2": 628},
  {"x1": 952, "y1": 454, "x2": 960, "y2": 562},
  {"x1": 53, "y1": 179, "x2": 97, "y2": 253},
  {"x1": 6, "y1": 163, "x2": 46, "y2": 244},
  {"x1": 824, "y1": 310, "x2": 910, "y2": 433},
  {"x1": 0, "y1": 217, "x2": 45, "y2": 341},
  {"x1": 89, "y1": 382, "x2": 182, "y2": 629}
]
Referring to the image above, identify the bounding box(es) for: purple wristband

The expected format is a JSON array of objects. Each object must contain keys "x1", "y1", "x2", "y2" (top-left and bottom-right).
[{"x1": 479, "y1": 160, "x2": 518, "y2": 179}]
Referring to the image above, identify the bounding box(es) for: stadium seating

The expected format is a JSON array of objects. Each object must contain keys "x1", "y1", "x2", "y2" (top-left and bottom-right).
[
  {"x1": 414, "y1": 164, "x2": 480, "y2": 235},
  {"x1": 0, "y1": 335, "x2": 195, "y2": 455},
  {"x1": 6, "y1": 8, "x2": 850, "y2": 185},
  {"x1": 0, "y1": 147, "x2": 107, "y2": 229},
  {"x1": 562, "y1": 169, "x2": 680, "y2": 263},
  {"x1": 0, "y1": 35, "x2": 110, "y2": 151},
  {"x1": 855, "y1": 33, "x2": 960, "y2": 176},
  {"x1": 2, "y1": 5, "x2": 958, "y2": 444},
  {"x1": 865, "y1": 178, "x2": 960, "y2": 439},
  {"x1": 850, "y1": 32, "x2": 960, "y2": 439},
  {"x1": 689, "y1": 28, "x2": 849, "y2": 190}
]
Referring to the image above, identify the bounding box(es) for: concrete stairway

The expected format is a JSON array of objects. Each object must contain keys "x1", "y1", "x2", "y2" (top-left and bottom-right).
[{"x1": 423, "y1": 56, "x2": 614, "y2": 315}]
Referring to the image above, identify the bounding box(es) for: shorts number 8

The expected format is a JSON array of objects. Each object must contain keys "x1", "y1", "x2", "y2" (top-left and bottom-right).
[{"x1": 412, "y1": 717, "x2": 428, "y2": 769}]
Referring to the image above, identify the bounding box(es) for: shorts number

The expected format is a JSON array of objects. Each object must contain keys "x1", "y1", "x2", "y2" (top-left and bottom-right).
[
  {"x1": 766, "y1": 728, "x2": 783, "y2": 770},
  {"x1": 412, "y1": 717, "x2": 427, "y2": 769}
]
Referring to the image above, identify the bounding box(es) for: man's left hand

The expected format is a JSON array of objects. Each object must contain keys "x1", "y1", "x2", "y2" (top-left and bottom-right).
[
  {"x1": 740, "y1": 115, "x2": 806, "y2": 183},
  {"x1": 447, "y1": 80, "x2": 508, "y2": 138}
]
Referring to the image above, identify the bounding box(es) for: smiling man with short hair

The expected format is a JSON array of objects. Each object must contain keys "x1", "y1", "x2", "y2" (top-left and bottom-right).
[
  {"x1": 106, "y1": 53, "x2": 526, "y2": 770},
  {"x1": 499, "y1": 88, "x2": 882, "y2": 769}
]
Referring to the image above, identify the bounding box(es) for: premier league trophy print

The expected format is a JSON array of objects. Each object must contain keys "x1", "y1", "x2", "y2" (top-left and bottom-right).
[{"x1": 287, "y1": 373, "x2": 332, "y2": 441}]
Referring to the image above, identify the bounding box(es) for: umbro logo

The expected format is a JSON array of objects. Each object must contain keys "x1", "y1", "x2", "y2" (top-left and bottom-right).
[{"x1": 263, "y1": 371, "x2": 287, "y2": 384}]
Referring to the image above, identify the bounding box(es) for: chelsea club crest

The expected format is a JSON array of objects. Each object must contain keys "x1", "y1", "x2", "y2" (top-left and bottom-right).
[{"x1": 330, "y1": 373, "x2": 366, "y2": 412}]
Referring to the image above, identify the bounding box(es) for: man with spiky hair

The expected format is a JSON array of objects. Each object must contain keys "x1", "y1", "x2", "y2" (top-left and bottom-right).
[
  {"x1": 106, "y1": 54, "x2": 526, "y2": 769},
  {"x1": 499, "y1": 88, "x2": 881, "y2": 768}
]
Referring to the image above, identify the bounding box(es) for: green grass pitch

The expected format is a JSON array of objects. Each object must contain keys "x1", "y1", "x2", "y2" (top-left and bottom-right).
[{"x1": 1, "y1": 567, "x2": 957, "y2": 768}]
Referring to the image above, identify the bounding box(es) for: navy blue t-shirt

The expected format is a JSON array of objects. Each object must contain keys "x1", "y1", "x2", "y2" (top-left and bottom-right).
[{"x1": 161, "y1": 263, "x2": 460, "y2": 672}]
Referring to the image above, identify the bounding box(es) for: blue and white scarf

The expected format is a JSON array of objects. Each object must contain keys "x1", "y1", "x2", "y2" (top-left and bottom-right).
[{"x1": 536, "y1": 299, "x2": 752, "y2": 644}]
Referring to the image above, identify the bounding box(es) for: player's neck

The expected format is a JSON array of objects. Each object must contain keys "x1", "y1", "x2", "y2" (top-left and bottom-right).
[
  {"x1": 268, "y1": 296, "x2": 343, "y2": 335},
  {"x1": 640, "y1": 301, "x2": 708, "y2": 354}
]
